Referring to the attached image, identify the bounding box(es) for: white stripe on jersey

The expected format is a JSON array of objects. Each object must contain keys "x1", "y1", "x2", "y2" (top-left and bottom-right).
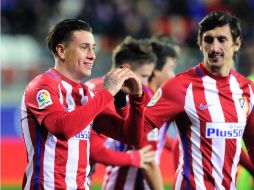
[
  {"x1": 175, "y1": 126, "x2": 184, "y2": 190},
  {"x1": 155, "y1": 123, "x2": 167, "y2": 164},
  {"x1": 62, "y1": 81, "x2": 75, "y2": 111},
  {"x1": 43, "y1": 133, "x2": 56, "y2": 189},
  {"x1": 21, "y1": 94, "x2": 34, "y2": 190},
  {"x1": 249, "y1": 84, "x2": 254, "y2": 113},
  {"x1": 124, "y1": 167, "x2": 138, "y2": 190},
  {"x1": 185, "y1": 83, "x2": 206, "y2": 189},
  {"x1": 58, "y1": 84, "x2": 63, "y2": 105},
  {"x1": 65, "y1": 139, "x2": 79, "y2": 189},
  {"x1": 229, "y1": 75, "x2": 245, "y2": 189},
  {"x1": 203, "y1": 76, "x2": 225, "y2": 190}
]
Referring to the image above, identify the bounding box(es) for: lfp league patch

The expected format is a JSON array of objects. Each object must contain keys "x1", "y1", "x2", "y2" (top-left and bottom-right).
[
  {"x1": 36, "y1": 89, "x2": 53, "y2": 109},
  {"x1": 147, "y1": 88, "x2": 162, "y2": 107}
]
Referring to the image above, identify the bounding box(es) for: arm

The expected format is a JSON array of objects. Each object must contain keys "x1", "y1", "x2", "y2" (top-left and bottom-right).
[
  {"x1": 142, "y1": 160, "x2": 164, "y2": 190},
  {"x1": 41, "y1": 68, "x2": 143, "y2": 141},
  {"x1": 239, "y1": 148, "x2": 254, "y2": 177},
  {"x1": 144, "y1": 78, "x2": 185, "y2": 134},
  {"x1": 243, "y1": 109, "x2": 254, "y2": 165},
  {"x1": 93, "y1": 94, "x2": 145, "y2": 145},
  {"x1": 26, "y1": 79, "x2": 113, "y2": 140},
  {"x1": 90, "y1": 130, "x2": 140, "y2": 167}
]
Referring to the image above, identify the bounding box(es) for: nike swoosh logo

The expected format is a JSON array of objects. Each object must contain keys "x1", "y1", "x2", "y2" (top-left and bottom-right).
[{"x1": 199, "y1": 103, "x2": 212, "y2": 110}]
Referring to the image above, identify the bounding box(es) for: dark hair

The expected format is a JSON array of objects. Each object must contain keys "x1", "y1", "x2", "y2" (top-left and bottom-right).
[
  {"x1": 46, "y1": 19, "x2": 92, "y2": 55},
  {"x1": 197, "y1": 11, "x2": 242, "y2": 46},
  {"x1": 150, "y1": 41, "x2": 177, "y2": 71},
  {"x1": 112, "y1": 36, "x2": 157, "y2": 70}
]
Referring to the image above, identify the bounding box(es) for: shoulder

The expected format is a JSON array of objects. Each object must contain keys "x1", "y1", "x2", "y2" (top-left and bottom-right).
[
  {"x1": 25, "y1": 71, "x2": 60, "y2": 95},
  {"x1": 233, "y1": 70, "x2": 254, "y2": 89},
  {"x1": 162, "y1": 67, "x2": 197, "y2": 90}
]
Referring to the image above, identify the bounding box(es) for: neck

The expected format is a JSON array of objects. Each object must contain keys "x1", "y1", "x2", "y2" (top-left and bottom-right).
[
  {"x1": 148, "y1": 79, "x2": 159, "y2": 93},
  {"x1": 54, "y1": 63, "x2": 81, "y2": 83},
  {"x1": 204, "y1": 62, "x2": 232, "y2": 77}
]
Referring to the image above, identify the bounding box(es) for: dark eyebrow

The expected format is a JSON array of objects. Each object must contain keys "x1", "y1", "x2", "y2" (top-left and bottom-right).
[{"x1": 80, "y1": 42, "x2": 96, "y2": 47}]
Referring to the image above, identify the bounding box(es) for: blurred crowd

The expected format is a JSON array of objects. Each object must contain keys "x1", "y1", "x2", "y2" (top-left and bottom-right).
[
  {"x1": 1, "y1": 0, "x2": 254, "y2": 103},
  {"x1": 2, "y1": 0, "x2": 254, "y2": 45}
]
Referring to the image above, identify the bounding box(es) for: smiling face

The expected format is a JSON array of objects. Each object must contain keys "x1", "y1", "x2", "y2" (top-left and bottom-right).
[
  {"x1": 199, "y1": 24, "x2": 241, "y2": 76},
  {"x1": 55, "y1": 30, "x2": 96, "y2": 82}
]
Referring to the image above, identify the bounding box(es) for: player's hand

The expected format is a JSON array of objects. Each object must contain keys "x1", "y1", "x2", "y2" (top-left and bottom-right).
[
  {"x1": 138, "y1": 145, "x2": 155, "y2": 170},
  {"x1": 103, "y1": 68, "x2": 131, "y2": 96},
  {"x1": 121, "y1": 70, "x2": 143, "y2": 97},
  {"x1": 103, "y1": 67, "x2": 143, "y2": 97}
]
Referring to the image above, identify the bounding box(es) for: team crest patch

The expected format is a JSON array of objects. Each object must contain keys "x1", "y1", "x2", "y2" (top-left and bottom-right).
[
  {"x1": 147, "y1": 88, "x2": 162, "y2": 107},
  {"x1": 238, "y1": 97, "x2": 249, "y2": 115},
  {"x1": 37, "y1": 89, "x2": 53, "y2": 109}
]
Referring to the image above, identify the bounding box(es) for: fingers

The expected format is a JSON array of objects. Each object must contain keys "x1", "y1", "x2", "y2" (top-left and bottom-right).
[
  {"x1": 139, "y1": 145, "x2": 152, "y2": 153},
  {"x1": 138, "y1": 145, "x2": 155, "y2": 169},
  {"x1": 104, "y1": 67, "x2": 143, "y2": 96},
  {"x1": 103, "y1": 68, "x2": 133, "y2": 96}
]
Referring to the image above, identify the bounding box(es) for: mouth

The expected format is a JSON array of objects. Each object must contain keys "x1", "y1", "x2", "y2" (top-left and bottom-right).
[
  {"x1": 83, "y1": 62, "x2": 93, "y2": 69},
  {"x1": 208, "y1": 52, "x2": 223, "y2": 62}
]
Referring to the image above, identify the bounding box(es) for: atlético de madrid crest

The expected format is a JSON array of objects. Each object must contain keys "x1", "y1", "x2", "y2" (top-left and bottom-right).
[{"x1": 238, "y1": 97, "x2": 249, "y2": 115}]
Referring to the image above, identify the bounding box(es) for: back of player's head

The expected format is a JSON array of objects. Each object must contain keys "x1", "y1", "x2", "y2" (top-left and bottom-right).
[
  {"x1": 150, "y1": 41, "x2": 177, "y2": 71},
  {"x1": 197, "y1": 11, "x2": 242, "y2": 46},
  {"x1": 112, "y1": 36, "x2": 157, "y2": 70},
  {"x1": 46, "y1": 19, "x2": 92, "y2": 55}
]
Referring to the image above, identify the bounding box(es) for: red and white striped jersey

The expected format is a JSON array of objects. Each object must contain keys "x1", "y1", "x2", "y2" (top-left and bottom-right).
[
  {"x1": 144, "y1": 62, "x2": 254, "y2": 190},
  {"x1": 20, "y1": 69, "x2": 144, "y2": 190}
]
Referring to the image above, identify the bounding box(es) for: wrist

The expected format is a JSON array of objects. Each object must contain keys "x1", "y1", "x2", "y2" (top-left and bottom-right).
[
  {"x1": 130, "y1": 151, "x2": 141, "y2": 167},
  {"x1": 132, "y1": 91, "x2": 143, "y2": 97}
]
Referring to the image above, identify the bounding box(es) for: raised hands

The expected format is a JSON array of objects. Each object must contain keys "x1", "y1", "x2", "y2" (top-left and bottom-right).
[{"x1": 103, "y1": 67, "x2": 143, "y2": 97}]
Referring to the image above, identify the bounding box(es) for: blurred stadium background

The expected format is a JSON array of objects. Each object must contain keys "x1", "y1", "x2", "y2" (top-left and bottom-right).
[{"x1": 1, "y1": 0, "x2": 254, "y2": 189}]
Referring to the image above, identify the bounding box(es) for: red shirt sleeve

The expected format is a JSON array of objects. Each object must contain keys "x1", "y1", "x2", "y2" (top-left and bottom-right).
[
  {"x1": 239, "y1": 148, "x2": 254, "y2": 176},
  {"x1": 144, "y1": 77, "x2": 185, "y2": 134},
  {"x1": 93, "y1": 94, "x2": 145, "y2": 145},
  {"x1": 90, "y1": 130, "x2": 140, "y2": 167},
  {"x1": 26, "y1": 77, "x2": 114, "y2": 140}
]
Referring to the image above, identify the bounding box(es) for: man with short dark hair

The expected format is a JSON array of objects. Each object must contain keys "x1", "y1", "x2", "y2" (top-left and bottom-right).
[
  {"x1": 142, "y1": 11, "x2": 254, "y2": 189},
  {"x1": 20, "y1": 19, "x2": 146, "y2": 190}
]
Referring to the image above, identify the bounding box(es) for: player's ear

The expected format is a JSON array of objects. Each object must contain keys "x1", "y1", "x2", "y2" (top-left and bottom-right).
[
  {"x1": 199, "y1": 41, "x2": 203, "y2": 52},
  {"x1": 234, "y1": 37, "x2": 241, "y2": 52},
  {"x1": 56, "y1": 44, "x2": 65, "y2": 59}
]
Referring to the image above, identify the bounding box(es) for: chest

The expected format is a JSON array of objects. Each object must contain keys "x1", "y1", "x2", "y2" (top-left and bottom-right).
[
  {"x1": 58, "y1": 81, "x2": 93, "y2": 111},
  {"x1": 184, "y1": 77, "x2": 250, "y2": 124}
]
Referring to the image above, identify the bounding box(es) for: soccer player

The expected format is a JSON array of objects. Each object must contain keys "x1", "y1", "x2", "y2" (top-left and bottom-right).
[
  {"x1": 142, "y1": 11, "x2": 254, "y2": 189},
  {"x1": 20, "y1": 19, "x2": 146, "y2": 190},
  {"x1": 147, "y1": 40, "x2": 179, "y2": 170}
]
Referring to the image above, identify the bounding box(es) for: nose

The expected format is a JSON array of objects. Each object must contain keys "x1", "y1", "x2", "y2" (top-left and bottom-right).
[
  {"x1": 210, "y1": 39, "x2": 220, "y2": 52},
  {"x1": 87, "y1": 49, "x2": 96, "y2": 60}
]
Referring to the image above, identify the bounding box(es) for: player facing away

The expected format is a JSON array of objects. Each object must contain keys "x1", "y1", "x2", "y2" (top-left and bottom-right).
[
  {"x1": 142, "y1": 11, "x2": 254, "y2": 190},
  {"x1": 20, "y1": 19, "x2": 146, "y2": 190}
]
